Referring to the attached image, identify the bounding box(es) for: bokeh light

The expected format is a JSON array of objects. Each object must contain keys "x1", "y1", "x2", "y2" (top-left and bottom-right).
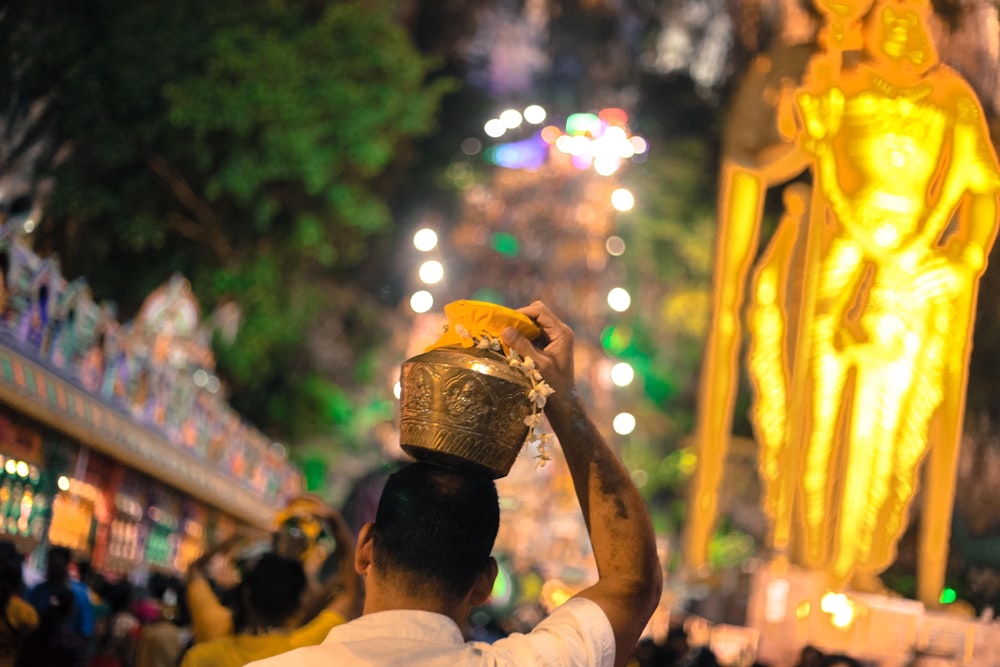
[
  {"x1": 418, "y1": 260, "x2": 444, "y2": 284},
  {"x1": 57, "y1": 475, "x2": 71, "y2": 491},
  {"x1": 611, "y1": 188, "x2": 635, "y2": 211},
  {"x1": 608, "y1": 287, "x2": 631, "y2": 312},
  {"x1": 613, "y1": 412, "x2": 636, "y2": 435},
  {"x1": 460, "y1": 137, "x2": 482, "y2": 155},
  {"x1": 484, "y1": 119, "x2": 506, "y2": 138},
  {"x1": 410, "y1": 290, "x2": 434, "y2": 313},
  {"x1": 610, "y1": 362, "x2": 634, "y2": 387},
  {"x1": 413, "y1": 228, "x2": 438, "y2": 252},
  {"x1": 499, "y1": 109, "x2": 523, "y2": 129},
  {"x1": 523, "y1": 105, "x2": 547, "y2": 124},
  {"x1": 606, "y1": 235, "x2": 626, "y2": 256}
]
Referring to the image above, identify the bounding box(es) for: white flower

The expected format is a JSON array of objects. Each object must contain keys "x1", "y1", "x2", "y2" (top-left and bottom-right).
[
  {"x1": 528, "y1": 381, "x2": 555, "y2": 408},
  {"x1": 463, "y1": 331, "x2": 556, "y2": 468}
]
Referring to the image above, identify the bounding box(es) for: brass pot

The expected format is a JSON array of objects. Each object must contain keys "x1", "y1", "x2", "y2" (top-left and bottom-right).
[{"x1": 399, "y1": 345, "x2": 533, "y2": 478}]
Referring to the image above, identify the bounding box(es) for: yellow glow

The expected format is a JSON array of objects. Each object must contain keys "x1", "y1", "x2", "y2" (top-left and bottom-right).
[
  {"x1": 795, "y1": 601, "x2": 811, "y2": 620},
  {"x1": 57, "y1": 475, "x2": 71, "y2": 492},
  {"x1": 821, "y1": 592, "x2": 856, "y2": 629},
  {"x1": 687, "y1": 0, "x2": 1000, "y2": 605},
  {"x1": 4, "y1": 460, "x2": 15, "y2": 475},
  {"x1": 14, "y1": 461, "x2": 28, "y2": 478}
]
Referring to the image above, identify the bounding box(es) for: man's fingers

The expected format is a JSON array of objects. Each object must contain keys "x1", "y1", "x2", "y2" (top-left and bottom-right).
[{"x1": 502, "y1": 326, "x2": 537, "y2": 359}]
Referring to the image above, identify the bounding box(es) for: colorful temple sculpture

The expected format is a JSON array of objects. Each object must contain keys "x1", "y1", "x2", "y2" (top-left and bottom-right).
[
  {"x1": 685, "y1": 0, "x2": 999, "y2": 640},
  {"x1": 0, "y1": 224, "x2": 302, "y2": 574}
]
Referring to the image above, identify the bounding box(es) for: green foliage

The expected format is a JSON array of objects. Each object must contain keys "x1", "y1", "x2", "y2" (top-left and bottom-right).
[{"x1": 1, "y1": 0, "x2": 451, "y2": 441}]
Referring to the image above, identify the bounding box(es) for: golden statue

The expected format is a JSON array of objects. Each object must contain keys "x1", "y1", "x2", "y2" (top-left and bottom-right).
[{"x1": 685, "y1": 0, "x2": 1000, "y2": 606}]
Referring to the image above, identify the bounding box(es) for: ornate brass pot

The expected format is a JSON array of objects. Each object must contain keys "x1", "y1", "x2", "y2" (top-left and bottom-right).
[{"x1": 399, "y1": 345, "x2": 533, "y2": 478}]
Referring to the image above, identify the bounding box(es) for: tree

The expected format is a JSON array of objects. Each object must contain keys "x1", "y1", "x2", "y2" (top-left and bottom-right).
[{"x1": 0, "y1": 0, "x2": 453, "y2": 442}]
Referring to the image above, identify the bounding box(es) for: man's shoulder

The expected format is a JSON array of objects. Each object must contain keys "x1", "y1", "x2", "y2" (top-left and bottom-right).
[{"x1": 489, "y1": 598, "x2": 615, "y2": 667}]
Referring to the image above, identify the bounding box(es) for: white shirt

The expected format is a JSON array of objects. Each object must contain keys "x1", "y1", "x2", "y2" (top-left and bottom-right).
[{"x1": 245, "y1": 597, "x2": 615, "y2": 667}]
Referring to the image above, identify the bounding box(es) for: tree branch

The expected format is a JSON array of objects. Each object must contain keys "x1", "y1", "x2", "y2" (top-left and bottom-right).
[
  {"x1": 165, "y1": 212, "x2": 232, "y2": 263},
  {"x1": 145, "y1": 153, "x2": 232, "y2": 262}
]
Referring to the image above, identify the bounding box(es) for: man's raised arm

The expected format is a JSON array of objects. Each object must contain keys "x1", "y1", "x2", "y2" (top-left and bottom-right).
[{"x1": 503, "y1": 301, "x2": 662, "y2": 667}]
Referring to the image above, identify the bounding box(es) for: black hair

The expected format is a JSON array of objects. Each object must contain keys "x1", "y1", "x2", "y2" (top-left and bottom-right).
[
  {"x1": 45, "y1": 546, "x2": 72, "y2": 587},
  {"x1": 238, "y1": 553, "x2": 307, "y2": 630},
  {"x1": 371, "y1": 462, "x2": 499, "y2": 601}
]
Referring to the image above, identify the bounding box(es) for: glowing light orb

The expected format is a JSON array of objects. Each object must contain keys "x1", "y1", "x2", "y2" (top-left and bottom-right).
[
  {"x1": 410, "y1": 290, "x2": 434, "y2": 313},
  {"x1": 608, "y1": 287, "x2": 631, "y2": 312},
  {"x1": 413, "y1": 228, "x2": 438, "y2": 252},
  {"x1": 611, "y1": 362, "x2": 635, "y2": 387},
  {"x1": 484, "y1": 119, "x2": 506, "y2": 138},
  {"x1": 523, "y1": 105, "x2": 547, "y2": 124},
  {"x1": 15, "y1": 461, "x2": 28, "y2": 478},
  {"x1": 499, "y1": 109, "x2": 523, "y2": 129},
  {"x1": 393, "y1": 381, "x2": 401, "y2": 399},
  {"x1": 594, "y1": 155, "x2": 621, "y2": 176},
  {"x1": 418, "y1": 260, "x2": 444, "y2": 285},
  {"x1": 611, "y1": 188, "x2": 635, "y2": 211},
  {"x1": 57, "y1": 475, "x2": 71, "y2": 492},
  {"x1": 606, "y1": 235, "x2": 626, "y2": 256},
  {"x1": 613, "y1": 412, "x2": 636, "y2": 435}
]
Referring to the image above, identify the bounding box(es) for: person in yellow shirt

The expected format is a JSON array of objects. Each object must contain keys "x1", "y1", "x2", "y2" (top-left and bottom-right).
[{"x1": 180, "y1": 526, "x2": 361, "y2": 667}]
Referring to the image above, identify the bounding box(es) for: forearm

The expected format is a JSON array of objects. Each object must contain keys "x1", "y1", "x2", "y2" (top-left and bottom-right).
[{"x1": 546, "y1": 392, "x2": 661, "y2": 597}]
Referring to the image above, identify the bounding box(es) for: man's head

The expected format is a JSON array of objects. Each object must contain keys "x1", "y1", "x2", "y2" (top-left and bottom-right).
[
  {"x1": 368, "y1": 462, "x2": 499, "y2": 603},
  {"x1": 238, "y1": 552, "x2": 307, "y2": 630},
  {"x1": 46, "y1": 546, "x2": 72, "y2": 587}
]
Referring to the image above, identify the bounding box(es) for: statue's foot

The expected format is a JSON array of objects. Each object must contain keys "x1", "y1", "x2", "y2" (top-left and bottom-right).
[{"x1": 848, "y1": 571, "x2": 889, "y2": 595}]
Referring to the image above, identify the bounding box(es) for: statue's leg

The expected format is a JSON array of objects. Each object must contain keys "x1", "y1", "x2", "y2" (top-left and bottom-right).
[
  {"x1": 798, "y1": 237, "x2": 864, "y2": 569},
  {"x1": 747, "y1": 190, "x2": 804, "y2": 550},
  {"x1": 684, "y1": 165, "x2": 767, "y2": 571}
]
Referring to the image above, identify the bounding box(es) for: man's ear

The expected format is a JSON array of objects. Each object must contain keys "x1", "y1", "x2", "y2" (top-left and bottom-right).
[
  {"x1": 355, "y1": 522, "x2": 375, "y2": 576},
  {"x1": 469, "y1": 557, "x2": 499, "y2": 606}
]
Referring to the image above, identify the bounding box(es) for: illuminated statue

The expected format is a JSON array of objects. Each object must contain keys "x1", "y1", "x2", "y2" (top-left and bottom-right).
[{"x1": 685, "y1": 0, "x2": 1000, "y2": 605}]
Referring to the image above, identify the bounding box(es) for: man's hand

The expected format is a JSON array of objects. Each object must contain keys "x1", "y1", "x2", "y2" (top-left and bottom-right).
[
  {"x1": 503, "y1": 301, "x2": 663, "y2": 667},
  {"x1": 502, "y1": 300, "x2": 577, "y2": 401}
]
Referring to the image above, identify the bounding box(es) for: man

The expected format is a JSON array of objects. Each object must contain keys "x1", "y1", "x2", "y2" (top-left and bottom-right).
[
  {"x1": 25, "y1": 546, "x2": 94, "y2": 641},
  {"x1": 250, "y1": 300, "x2": 663, "y2": 667}
]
